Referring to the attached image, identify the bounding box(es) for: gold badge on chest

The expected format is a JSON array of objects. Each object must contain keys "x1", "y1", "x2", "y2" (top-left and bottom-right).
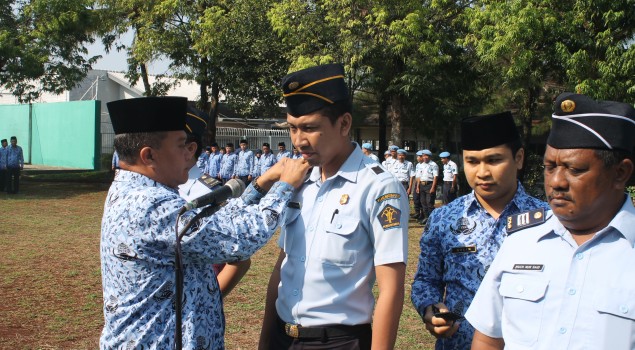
[{"x1": 340, "y1": 194, "x2": 349, "y2": 205}]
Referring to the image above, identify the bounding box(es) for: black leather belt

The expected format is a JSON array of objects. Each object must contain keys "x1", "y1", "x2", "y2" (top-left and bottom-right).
[{"x1": 278, "y1": 315, "x2": 370, "y2": 339}]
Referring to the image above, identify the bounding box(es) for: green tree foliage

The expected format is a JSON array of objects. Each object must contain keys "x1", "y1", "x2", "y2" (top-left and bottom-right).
[{"x1": 0, "y1": 0, "x2": 102, "y2": 102}]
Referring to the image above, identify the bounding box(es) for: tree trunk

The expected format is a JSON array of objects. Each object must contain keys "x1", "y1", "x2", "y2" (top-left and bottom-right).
[
  {"x1": 209, "y1": 81, "x2": 220, "y2": 144},
  {"x1": 390, "y1": 94, "x2": 403, "y2": 147},
  {"x1": 139, "y1": 63, "x2": 152, "y2": 96},
  {"x1": 378, "y1": 95, "x2": 388, "y2": 156}
]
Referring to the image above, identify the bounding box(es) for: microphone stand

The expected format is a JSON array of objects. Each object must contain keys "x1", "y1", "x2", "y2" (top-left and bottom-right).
[{"x1": 174, "y1": 203, "x2": 226, "y2": 350}]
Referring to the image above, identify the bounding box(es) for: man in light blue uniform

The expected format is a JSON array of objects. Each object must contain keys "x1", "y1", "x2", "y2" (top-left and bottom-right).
[
  {"x1": 252, "y1": 149, "x2": 263, "y2": 177},
  {"x1": 276, "y1": 142, "x2": 291, "y2": 161},
  {"x1": 411, "y1": 111, "x2": 548, "y2": 350},
  {"x1": 468, "y1": 93, "x2": 635, "y2": 350},
  {"x1": 6, "y1": 136, "x2": 23, "y2": 194},
  {"x1": 260, "y1": 64, "x2": 409, "y2": 350},
  {"x1": 0, "y1": 139, "x2": 7, "y2": 192},
  {"x1": 417, "y1": 149, "x2": 439, "y2": 224},
  {"x1": 361, "y1": 142, "x2": 380, "y2": 162},
  {"x1": 257, "y1": 142, "x2": 277, "y2": 176},
  {"x1": 234, "y1": 139, "x2": 254, "y2": 185},
  {"x1": 383, "y1": 145, "x2": 398, "y2": 171},
  {"x1": 218, "y1": 143, "x2": 237, "y2": 184},
  {"x1": 391, "y1": 148, "x2": 415, "y2": 195},
  {"x1": 204, "y1": 142, "x2": 222, "y2": 177},
  {"x1": 100, "y1": 96, "x2": 310, "y2": 350},
  {"x1": 412, "y1": 150, "x2": 426, "y2": 221},
  {"x1": 440, "y1": 151, "x2": 458, "y2": 204}
]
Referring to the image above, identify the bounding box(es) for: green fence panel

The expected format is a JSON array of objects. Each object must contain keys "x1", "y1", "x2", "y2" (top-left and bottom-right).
[{"x1": 0, "y1": 104, "x2": 31, "y2": 162}]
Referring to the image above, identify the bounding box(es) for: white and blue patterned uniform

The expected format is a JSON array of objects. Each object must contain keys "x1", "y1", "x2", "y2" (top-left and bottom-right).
[
  {"x1": 6, "y1": 145, "x2": 23, "y2": 168},
  {"x1": 100, "y1": 170, "x2": 295, "y2": 349},
  {"x1": 276, "y1": 144, "x2": 409, "y2": 326},
  {"x1": 442, "y1": 160, "x2": 458, "y2": 182},
  {"x1": 276, "y1": 150, "x2": 291, "y2": 161},
  {"x1": 466, "y1": 197, "x2": 635, "y2": 350},
  {"x1": 0, "y1": 146, "x2": 7, "y2": 169},
  {"x1": 234, "y1": 149, "x2": 254, "y2": 177},
  {"x1": 257, "y1": 153, "x2": 277, "y2": 176},
  {"x1": 218, "y1": 152, "x2": 237, "y2": 180},
  {"x1": 196, "y1": 152, "x2": 209, "y2": 173},
  {"x1": 411, "y1": 183, "x2": 547, "y2": 350},
  {"x1": 390, "y1": 160, "x2": 414, "y2": 183},
  {"x1": 251, "y1": 156, "x2": 261, "y2": 177},
  {"x1": 205, "y1": 151, "x2": 222, "y2": 177}
]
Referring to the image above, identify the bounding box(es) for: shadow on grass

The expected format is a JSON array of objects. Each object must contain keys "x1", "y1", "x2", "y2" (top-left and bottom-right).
[{"x1": 0, "y1": 171, "x2": 112, "y2": 200}]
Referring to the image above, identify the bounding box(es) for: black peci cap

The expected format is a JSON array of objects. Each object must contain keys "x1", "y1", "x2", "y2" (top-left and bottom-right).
[
  {"x1": 548, "y1": 92, "x2": 635, "y2": 152},
  {"x1": 461, "y1": 111, "x2": 520, "y2": 150},
  {"x1": 107, "y1": 97, "x2": 187, "y2": 135},
  {"x1": 282, "y1": 63, "x2": 349, "y2": 116}
]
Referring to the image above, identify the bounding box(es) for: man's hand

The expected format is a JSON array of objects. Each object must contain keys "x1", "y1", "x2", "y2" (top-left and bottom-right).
[
  {"x1": 423, "y1": 303, "x2": 460, "y2": 339},
  {"x1": 259, "y1": 158, "x2": 311, "y2": 190}
]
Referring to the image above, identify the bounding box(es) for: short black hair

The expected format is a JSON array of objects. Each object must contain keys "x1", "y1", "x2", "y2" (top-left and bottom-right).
[
  {"x1": 594, "y1": 149, "x2": 632, "y2": 168},
  {"x1": 317, "y1": 100, "x2": 352, "y2": 125},
  {"x1": 114, "y1": 132, "x2": 167, "y2": 164},
  {"x1": 504, "y1": 138, "x2": 523, "y2": 157}
]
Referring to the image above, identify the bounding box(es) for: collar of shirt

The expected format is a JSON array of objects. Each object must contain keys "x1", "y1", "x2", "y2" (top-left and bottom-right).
[
  {"x1": 114, "y1": 169, "x2": 179, "y2": 194},
  {"x1": 466, "y1": 181, "x2": 529, "y2": 217},
  {"x1": 308, "y1": 143, "x2": 363, "y2": 185}
]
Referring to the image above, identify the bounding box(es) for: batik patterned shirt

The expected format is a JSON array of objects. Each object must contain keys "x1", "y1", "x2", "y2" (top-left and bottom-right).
[
  {"x1": 6, "y1": 145, "x2": 23, "y2": 168},
  {"x1": 0, "y1": 147, "x2": 7, "y2": 169},
  {"x1": 411, "y1": 183, "x2": 548, "y2": 350},
  {"x1": 234, "y1": 149, "x2": 254, "y2": 177},
  {"x1": 205, "y1": 152, "x2": 222, "y2": 177},
  {"x1": 218, "y1": 152, "x2": 237, "y2": 179},
  {"x1": 100, "y1": 170, "x2": 294, "y2": 349}
]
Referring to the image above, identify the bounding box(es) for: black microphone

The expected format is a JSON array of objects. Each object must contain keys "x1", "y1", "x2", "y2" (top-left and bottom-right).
[{"x1": 183, "y1": 179, "x2": 245, "y2": 211}]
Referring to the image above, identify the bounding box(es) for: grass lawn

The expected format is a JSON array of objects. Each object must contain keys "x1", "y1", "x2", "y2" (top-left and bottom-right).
[{"x1": 0, "y1": 175, "x2": 436, "y2": 349}]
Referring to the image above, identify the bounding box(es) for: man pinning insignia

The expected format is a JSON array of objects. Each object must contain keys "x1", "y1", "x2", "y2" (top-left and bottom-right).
[
  {"x1": 468, "y1": 92, "x2": 635, "y2": 350},
  {"x1": 411, "y1": 111, "x2": 548, "y2": 349}
]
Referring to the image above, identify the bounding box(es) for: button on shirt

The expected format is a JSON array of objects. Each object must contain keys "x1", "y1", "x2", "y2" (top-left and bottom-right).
[
  {"x1": 466, "y1": 197, "x2": 635, "y2": 350},
  {"x1": 411, "y1": 183, "x2": 548, "y2": 349},
  {"x1": 277, "y1": 145, "x2": 409, "y2": 326},
  {"x1": 391, "y1": 160, "x2": 414, "y2": 182},
  {"x1": 6, "y1": 145, "x2": 23, "y2": 169},
  {"x1": 100, "y1": 170, "x2": 295, "y2": 349},
  {"x1": 234, "y1": 149, "x2": 254, "y2": 177},
  {"x1": 218, "y1": 152, "x2": 237, "y2": 179},
  {"x1": 442, "y1": 160, "x2": 458, "y2": 182},
  {"x1": 205, "y1": 151, "x2": 222, "y2": 177}
]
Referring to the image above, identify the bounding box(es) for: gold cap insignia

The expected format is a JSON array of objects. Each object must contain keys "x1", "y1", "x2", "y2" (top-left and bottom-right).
[
  {"x1": 288, "y1": 82, "x2": 299, "y2": 90},
  {"x1": 534, "y1": 211, "x2": 543, "y2": 219},
  {"x1": 340, "y1": 194, "x2": 349, "y2": 205},
  {"x1": 561, "y1": 100, "x2": 576, "y2": 113}
]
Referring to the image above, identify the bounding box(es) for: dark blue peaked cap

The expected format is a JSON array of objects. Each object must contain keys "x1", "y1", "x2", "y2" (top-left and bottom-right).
[
  {"x1": 548, "y1": 92, "x2": 635, "y2": 152},
  {"x1": 282, "y1": 63, "x2": 349, "y2": 116}
]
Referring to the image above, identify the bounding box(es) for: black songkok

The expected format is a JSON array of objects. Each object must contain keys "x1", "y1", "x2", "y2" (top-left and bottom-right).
[
  {"x1": 108, "y1": 97, "x2": 187, "y2": 135},
  {"x1": 282, "y1": 63, "x2": 349, "y2": 116},
  {"x1": 461, "y1": 111, "x2": 520, "y2": 150},
  {"x1": 548, "y1": 92, "x2": 635, "y2": 152}
]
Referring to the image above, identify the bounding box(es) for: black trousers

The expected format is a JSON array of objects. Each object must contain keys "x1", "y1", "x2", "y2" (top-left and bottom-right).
[
  {"x1": 420, "y1": 183, "x2": 436, "y2": 217},
  {"x1": 0, "y1": 169, "x2": 6, "y2": 191},
  {"x1": 6, "y1": 167, "x2": 20, "y2": 193},
  {"x1": 413, "y1": 186, "x2": 422, "y2": 214},
  {"x1": 269, "y1": 315, "x2": 372, "y2": 350},
  {"x1": 443, "y1": 181, "x2": 457, "y2": 204}
]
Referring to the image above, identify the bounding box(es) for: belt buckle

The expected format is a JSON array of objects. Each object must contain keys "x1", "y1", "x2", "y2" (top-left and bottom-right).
[{"x1": 285, "y1": 323, "x2": 299, "y2": 338}]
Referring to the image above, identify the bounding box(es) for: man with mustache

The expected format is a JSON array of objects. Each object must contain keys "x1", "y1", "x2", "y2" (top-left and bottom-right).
[
  {"x1": 411, "y1": 112, "x2": 548, "y2": 349},
  {"x1": 467, "y1": 93, "x2": 635, "y2": 349},
  {"x1": 259, "y1": 63, "x2": 409, "y2": 350}
]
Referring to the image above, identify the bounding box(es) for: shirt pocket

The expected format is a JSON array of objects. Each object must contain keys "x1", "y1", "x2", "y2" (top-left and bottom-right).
[
  {"x1": 594, "y1": 287, "x2": 635, "y2": 320},
  {"x1": 320, "y1": 215, "x2": 359, "y2": 267},
  {"x1": 499, "y1": 273, "x2": 548, "y2": 346}
]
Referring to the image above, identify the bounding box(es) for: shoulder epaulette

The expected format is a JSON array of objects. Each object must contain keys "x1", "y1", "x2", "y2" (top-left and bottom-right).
[
  {"x1": 506, "y1": 208, "x2": 546, "y2": 234},
  {"x1": 370, "y1": 165, "x2": 384, "y2": 175}
]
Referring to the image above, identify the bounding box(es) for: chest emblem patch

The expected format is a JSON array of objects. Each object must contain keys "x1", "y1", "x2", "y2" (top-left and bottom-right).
[
  {"x1": 450, "y1": 217, "x2": 477, "y2": 235},
  {"x1": 340, "y1": 194, "x2": 350, "y2": 205},
  {"x1": 377, "y1": 204, "x2": 401, "y2": 230}
]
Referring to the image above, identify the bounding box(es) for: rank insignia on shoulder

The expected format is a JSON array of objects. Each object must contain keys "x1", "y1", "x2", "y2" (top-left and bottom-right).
[
  {"x1": 377, "y1": 204, "x2": 401, "y2": 230},
  {"x1": 506, "y1": 208, "x2": 545, "y2": 234},
  {"x1": 375, "y1": 193, "x2": 401, "y2": 203},
  {"x1": 370, "y1": 166, "x2": 384, "y2": 175}
]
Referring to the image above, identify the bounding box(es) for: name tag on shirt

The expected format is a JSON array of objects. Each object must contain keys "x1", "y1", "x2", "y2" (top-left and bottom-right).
[
  {"x1": 513, "y1": 264, "x2": 544, "y2": 271},
  {"x1": 451, "y1": 246, "x2": 477, "y2": 254}
]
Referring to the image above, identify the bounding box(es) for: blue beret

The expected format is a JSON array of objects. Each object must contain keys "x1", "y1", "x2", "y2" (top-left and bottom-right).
[
  {"x1": 440, "y1": 151, "x2": 450, "y2": 158},
  {"x1": 422, "y1": 149, "x2": 432, "y2": 156},
  {"x1": 389, "y1": 145, "x2": 398, "y2": 151},
  {"x1": 361, "y1": 143, "x2": 372, "y2": 150},
  {"x1": 416, "y1": 150, "x2": 424, "y2": 156},
  {"x1": 282, "y1": 63, "x2": 349, "y2": 116},
  {"x1": 397, "y1": 149, "x2": 407, "y2": 154},
  {"x1": 384, "y1": 150, "x2": 391, "y2": 155},
  {"x1": 549, "y1": 92, "x2": 635, "y2": 152}
]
